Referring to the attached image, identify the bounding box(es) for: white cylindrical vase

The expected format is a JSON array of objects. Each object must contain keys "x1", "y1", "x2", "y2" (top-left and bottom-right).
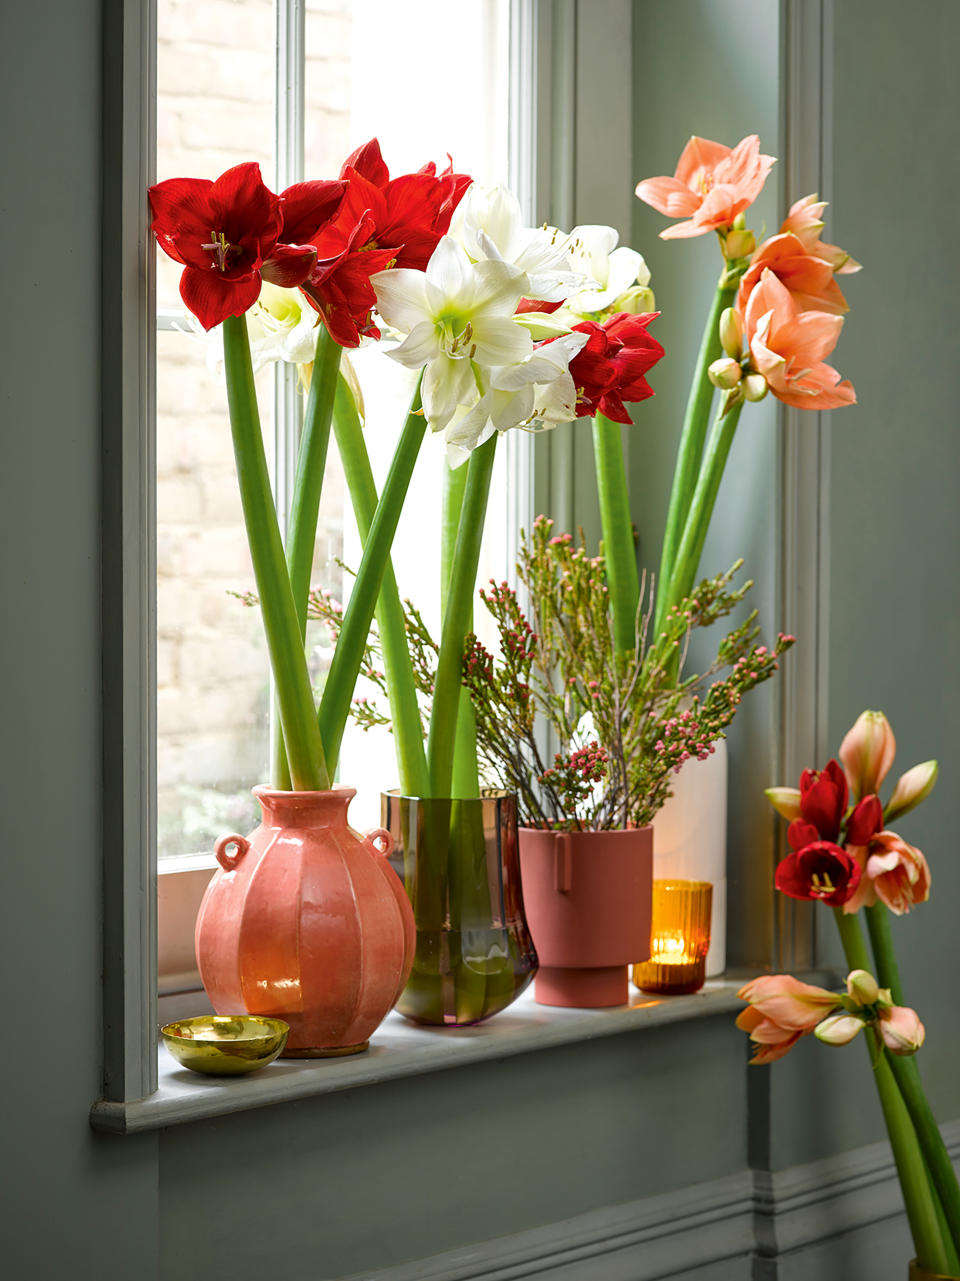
[{"x1": 650, "y1": 739, "x2": 727, "y2": 976}]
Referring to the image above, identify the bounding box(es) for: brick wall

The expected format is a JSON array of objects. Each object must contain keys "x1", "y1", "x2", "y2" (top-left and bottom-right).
[{"x1": 156, "y1": 0, "x2": 353, "y2": 857}]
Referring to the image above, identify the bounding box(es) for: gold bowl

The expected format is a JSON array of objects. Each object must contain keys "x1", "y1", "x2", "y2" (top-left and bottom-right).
[{"x1": 161, "y1": 1015, "x2": 289, "y2": 1076}]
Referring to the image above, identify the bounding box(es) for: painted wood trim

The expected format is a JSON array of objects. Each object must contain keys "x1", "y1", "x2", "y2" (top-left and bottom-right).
[
  {"x1": 329, "y1": 1120, "x2": 960, "y2": 1281},
  {"x1": 89, "y1": 982, "x2": 745, "y2": 1134},
  {"x1": 775, "y1": 0, "x2": 835, "y2": 972},
  {"x1": 100, "y1": 0, "x2": 158, "y2": 1103}
]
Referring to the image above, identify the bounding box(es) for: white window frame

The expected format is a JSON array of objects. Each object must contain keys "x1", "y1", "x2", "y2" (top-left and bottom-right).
[{"x1": 103, "y1": 0, "x2": 548, "y2": 1101}]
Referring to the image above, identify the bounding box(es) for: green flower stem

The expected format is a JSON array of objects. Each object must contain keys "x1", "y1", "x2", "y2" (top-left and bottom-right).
[
  {"x1": 592, "y1": 413, "x2": 640, "y2": 654},
  {"x1": 331, "y1": 375, "x2": 430, "y2": 798},
  {"x1": 865, "y1": 902, "x2": 906, "y2": 1006},
  {"x1": 886, "y1": 1048, "x2": 960, "y2": 1263},
  {"x1": 271, "y1": 325, "x2": 341, "y2": 792},
  {"x1": 663, "y1": 397, "x2": 744, "y2": 617},
  {"x1": 221, "y1": 314, "x2": 329, "y2": 792},
  {"x1": 427, "y1": 434, "x2": 497, "y2": 798},
  {"x1": 833, "y1": 907, "x2": 952, "y2": 1272},
  {"x1": 317, "y1": 377, "x2": 425, "y2": 777},
  {"x1": 654, "y1": 276, "x2": 737, "y2": 637},
  {"x1": 861, "y1": 905, "x2": 960, "y2": 1262},
  {"x1": 873, "y1": 1035, "x2": 953, "y2": 1275},
  {"x1": 442, "y1": 461, "x2": 481, "y2": 798}
]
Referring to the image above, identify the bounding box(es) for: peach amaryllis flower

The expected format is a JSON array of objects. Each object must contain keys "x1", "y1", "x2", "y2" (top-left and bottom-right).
[
  {"x1": 737, "y1": 193, "x2": 861, "y2": 316},
  {"x1": 635, "y1": 134, "x2": 775, "y2": 240},
  {"x1": 736, "y1": 974, "x2": 842, "y2": 1064},
  {"x1": 844, "y1": 830, "x2": 932, "y2": 915},
  {"x1": 738, "y1": 231, "x2": 852, "y2": 317},
  {"x1": 741, "y1": 268, "x2": 856, "y2": 410},
  {"x1": 782, "y1": 194, "x2": 861, "y2": 276}
]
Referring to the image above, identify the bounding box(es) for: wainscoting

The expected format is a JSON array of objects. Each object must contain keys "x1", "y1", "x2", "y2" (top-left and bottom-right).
[{"x1": 343, "y1": 1123, "x2": 960, "y2": 1281}]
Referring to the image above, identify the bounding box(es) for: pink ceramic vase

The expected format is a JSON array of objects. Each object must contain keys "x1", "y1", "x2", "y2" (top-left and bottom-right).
[
  {"x1": 518, "y1": 826, "x2": 653, "y2": 1008},
  {"x1": 195, "y1": 786, "x2": 415, "y2": 1056}
]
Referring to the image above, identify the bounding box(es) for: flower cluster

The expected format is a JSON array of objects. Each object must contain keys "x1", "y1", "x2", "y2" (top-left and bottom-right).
[
  {"x1": 149, "y1": 140, "x2": 470, "y2": 343},
  {"x1": 374, "y1": 184, "x2": 664, "y2": 463},
  {"x1": 767, "y1": 711, "x2": 936, "y2": 914},
  {"x1": 539, "y1": 743, "x2": 610, "y2": 821},
  {"x1": 737, "y1": 970, "x2": 925, "y2": 1065},
  {"x1": 460, "y1": 519, "x2": 793, "y2": 830},
  {"x1": 636, "y1": 133, "x2": 858, "y2": 413}
]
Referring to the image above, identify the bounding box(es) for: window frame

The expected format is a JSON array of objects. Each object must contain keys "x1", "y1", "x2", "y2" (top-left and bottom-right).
[{"x1": 103, "y1": 0, "x2": 548, "y2": 1100}]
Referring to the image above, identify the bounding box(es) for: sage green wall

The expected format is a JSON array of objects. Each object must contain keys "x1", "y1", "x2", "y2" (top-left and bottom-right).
[
  {"x1": 630, "y1": 0, "x2": 782, "y2": 970},
  {"x1": 630, "y1": 0, "x2": 960, "y2": 1171},
  {"x1": 0, "y1": 3, "x2": 160, "y2": 1277},
  {"x1": 773, "y1": 0, "x2": 960, "y2": 1171}
]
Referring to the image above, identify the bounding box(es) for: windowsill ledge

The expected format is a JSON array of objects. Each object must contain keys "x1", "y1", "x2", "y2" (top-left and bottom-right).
[{"x1": 90, "y1": 979, "x2": 744, "y2": 1135}]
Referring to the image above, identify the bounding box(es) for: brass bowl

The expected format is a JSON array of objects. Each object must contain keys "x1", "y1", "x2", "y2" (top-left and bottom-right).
[{"x1": 161, "y1": 1015, "x2": 289, "y2": 1076}]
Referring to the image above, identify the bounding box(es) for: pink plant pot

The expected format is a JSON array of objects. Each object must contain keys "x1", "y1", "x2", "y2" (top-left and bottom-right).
[
  {"x1": 518, "y1": 826, "x2": 653, "y2": 1008},
  {"x1": 195, "y1": 786, "x2": 415, "y2": 1056}
]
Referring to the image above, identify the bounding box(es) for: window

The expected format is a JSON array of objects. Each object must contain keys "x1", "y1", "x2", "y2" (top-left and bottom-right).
[{"x1": 155, "y1": 0, "x2": 517, "y2": 985}]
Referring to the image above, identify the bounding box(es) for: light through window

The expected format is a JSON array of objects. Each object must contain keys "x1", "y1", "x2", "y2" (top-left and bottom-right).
[{"x1": 156, "y1": 0, "x2": 513, "y2": 858}]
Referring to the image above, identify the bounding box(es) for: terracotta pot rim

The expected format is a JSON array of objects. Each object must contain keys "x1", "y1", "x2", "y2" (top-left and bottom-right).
[
  {"x1": 518, "y1": 824, "x2": 654, "y2": 836},
  {"x1": 252, "y1": 783, "x2": 357, "y2": 802}
]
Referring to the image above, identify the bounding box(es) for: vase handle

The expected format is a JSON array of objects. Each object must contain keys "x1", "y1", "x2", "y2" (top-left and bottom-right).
[
  {"x1": 366, "y1": 827, "x2": 394, "y2": 859},
  {"x1": 215, "y1": 834, "x2": 250, "y2": 871},
  {"x1": 554, "y1": 833, "x2": 572, "y2": 893}
]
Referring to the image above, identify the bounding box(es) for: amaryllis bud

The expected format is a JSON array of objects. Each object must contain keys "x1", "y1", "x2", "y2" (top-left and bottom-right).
[
  {"x1": 609, "y1": 284, "x2": 656, "y2": 316},
  {"x1": 709, "y1": 357, "x2": 743, "y2": 390},
  {"x1": 815, "y1": 1013, "x2": 864, "y2": 1046},
  {"x1": 884, "y1": 760, "x2": 938, "y2": 823},
  {"x1": 765, "y1": 786, "x2": 802, "y2": 821},
  {"x1": 846, "y1": 969, "x2": 879, "y2": 1007},
  {"x1": 839, "y1": 710, "x2": 896, "y2": 800},
  {"x1": 878, "y1": 1005, "x2": 925, "y2": 1056},
  {"x1": 743, "y1": 372, "x2": 768, "y2": 402},
  {"x1": 719, "y1": 307, "x2": 743, "y2": 358},
  {"x1": 722, "y1": 228, "x2": 756, "y2": 260}
]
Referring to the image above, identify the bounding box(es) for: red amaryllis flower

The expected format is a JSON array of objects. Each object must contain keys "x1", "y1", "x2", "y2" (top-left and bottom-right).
[
  {"x1": 775, "y1": 841, "x2": 862, "y2": 906},
  {"x1": 568, "y1": 313, "x2": 664, "y2": 424},
  {"x1": 798, "y1": 758, "x2": 848, "y2": 841},
  {"x1": 341, "y1": 137, "x2": 472, "y2": 270},
  {"x1": 300, "y1": 138, "x2": 472, "y2": 347},
  {"x1": 149, "y1": 163, "x2": 343, "y2": 330},
  {"x1": 845, "y1": 794, "x2": 884, "y2": 846}
]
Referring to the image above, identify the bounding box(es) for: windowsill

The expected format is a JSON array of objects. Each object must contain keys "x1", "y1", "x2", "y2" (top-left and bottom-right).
[{"x1": 89, "y1": 980, "x2": 744, "y2": 1135}]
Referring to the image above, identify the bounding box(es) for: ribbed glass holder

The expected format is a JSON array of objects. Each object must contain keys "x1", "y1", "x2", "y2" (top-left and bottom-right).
[
  {"x1": 633, "y1": 879, "x2": 713, "y2": 995},
  {"x1": 382, "y1": 790, "x2": 538, "y2": 1026}
]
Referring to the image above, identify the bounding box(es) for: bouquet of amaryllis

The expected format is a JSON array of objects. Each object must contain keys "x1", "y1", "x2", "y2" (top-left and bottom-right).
[
  {"x1": 577, "y1": 133, "x2": 861, "y2": 658},
  {"x1": 149, "y1": 140, "x2": 481, "y2": 791},
  {"x1": 737, "y1": 711, "x2": 959, "y2": 1276},
  {"x1": 328, "y1": 179, "x2": 667, "y2": 804}
]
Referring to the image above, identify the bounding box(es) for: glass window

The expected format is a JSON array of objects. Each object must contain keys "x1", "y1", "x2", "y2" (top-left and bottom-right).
[{"x1": 156, "y1": 0, "x2": 513, "y2": 857}]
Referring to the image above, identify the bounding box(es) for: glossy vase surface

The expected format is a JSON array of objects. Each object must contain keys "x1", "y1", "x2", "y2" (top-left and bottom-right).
[
  {"x1": 382, "y1": 791, "x2": 538, "y2": 1027},
  {"x1": 195, "y1": 786, "x2": 415, "y2": 1056},
  {"x1": 910, "y1": 1263, "x2": 960, "y2": 1280},
  {"x1": 651, "y1": 738, "x2": 727, "y2": 975},
  {"x1": 518, "y1": 826, "x2": 653, "y2": 1008}
]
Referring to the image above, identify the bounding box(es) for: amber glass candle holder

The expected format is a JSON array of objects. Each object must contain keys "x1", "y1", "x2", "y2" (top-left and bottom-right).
[{"x1": 633, "y1": 880, "x2": 713, "y2": 995}]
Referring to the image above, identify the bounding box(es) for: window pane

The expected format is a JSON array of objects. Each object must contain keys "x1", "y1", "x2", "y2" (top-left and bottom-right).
[
  {"x1": 306, "y1": 0, "x2": 512, "y2": 830},
  {"x1": 155, "y1": 0, "x2": 275, "y2": 311},
  {"x1": 156, "y1": 330, "x2": 275, "y2": 859}
]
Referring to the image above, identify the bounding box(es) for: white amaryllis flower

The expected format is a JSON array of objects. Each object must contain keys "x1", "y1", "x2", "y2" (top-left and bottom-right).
[
  {"x1": 371, "y1": 236, "x2": 532, "y2": 432},
  {"x1": 450, "y1": 183, "x2": 587, "y2": 303},
  {"x1": 246, "y1": 282, "x2": 325, "y2": 367},
  {"x1": 563, "y1": 224, "x2": 652, "y2": 317},
  {"x1": 443, "y1": 330, "x2": 588, "y2": 467}
]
